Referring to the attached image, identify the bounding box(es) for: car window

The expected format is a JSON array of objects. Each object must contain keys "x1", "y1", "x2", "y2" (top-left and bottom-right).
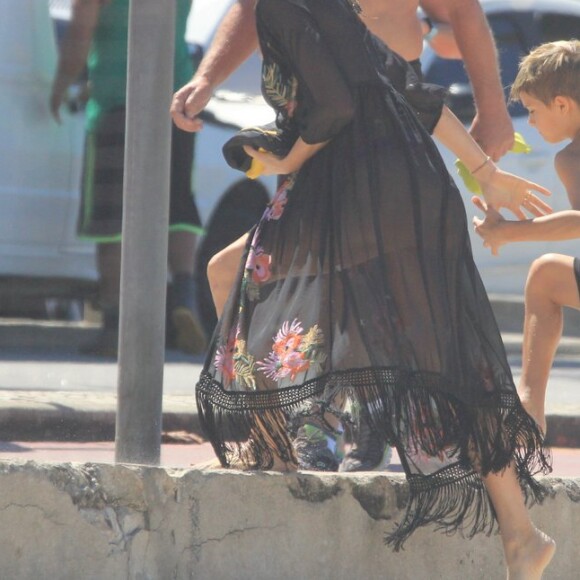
[{"x1": 537, "y1": 12, "x2": 580, "y2": 44}]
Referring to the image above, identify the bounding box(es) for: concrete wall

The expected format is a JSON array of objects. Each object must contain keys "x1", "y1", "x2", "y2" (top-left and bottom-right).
[{"x1": 0, "y1": 462, "x2": 578, "y2": 580}]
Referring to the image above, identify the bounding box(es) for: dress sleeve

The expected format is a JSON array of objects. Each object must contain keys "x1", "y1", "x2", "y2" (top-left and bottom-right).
[
  {"x1": 256, "y1": 0, "x2": 355, "y2": 144},
  {"x1": 379, "y1": 46, "x2": 447, "y2": 134},
  {"x1": 401, "y1": 64, "x2": 446, "y2": 133}
]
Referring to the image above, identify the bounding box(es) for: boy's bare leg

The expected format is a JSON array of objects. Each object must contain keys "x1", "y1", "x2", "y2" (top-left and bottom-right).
[
  {"x1": 519, "y1": 254, "x2": 580, "y2": 433},
  {"x1": 483, "y1": 465, "x2": 555, "y2": 580},
  {"x1": 207, "y1": 233, "x2": 249, "y2": 317}
]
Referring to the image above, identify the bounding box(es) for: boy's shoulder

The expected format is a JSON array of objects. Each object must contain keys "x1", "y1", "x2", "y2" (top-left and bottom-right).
[
  {"x1": 555, "y1": 141, "x2": 580, "y2": 171},
  {"x1": 555, "y1": 141, "x2": 580, "y2": 207}
]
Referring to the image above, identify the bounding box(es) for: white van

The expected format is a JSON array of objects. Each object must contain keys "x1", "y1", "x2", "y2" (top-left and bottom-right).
[
  {"x1": 0, "y1": 0, "x2": 95, "y2": 313},
  {"x1": 0, "y1": 0, "x2": 275, "y2": 318}
]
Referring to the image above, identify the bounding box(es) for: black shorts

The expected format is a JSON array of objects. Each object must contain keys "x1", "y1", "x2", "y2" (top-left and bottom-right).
[
  {"x1": 573, "y1": 257, "x2": 580, "y2": 297},
  {"x1": 78, "y1": 107, "x2": 202, "y2": 242}
]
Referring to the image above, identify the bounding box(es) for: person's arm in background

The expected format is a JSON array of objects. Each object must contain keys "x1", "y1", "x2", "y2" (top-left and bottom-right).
[
  {"x1": 171, "y1": 0, "x2": 258, "y2": 132},
  {"x1": 421, "y1": 0, "x2": 514, "y2": 159},
  {"x1": 50, "y1": 0, "x2": 103, "y2": 123},
  {"x1": 420, "y1": 13, "x2": 461, "y2": 59}
]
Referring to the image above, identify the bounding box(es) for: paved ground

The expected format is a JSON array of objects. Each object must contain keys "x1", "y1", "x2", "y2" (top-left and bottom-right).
[
  {"x1": 1, "y1": 342, "x2": 579, "y2": 444},
  {"x1": 0, "y1": 313, "x2": 579, "y2": 475}
]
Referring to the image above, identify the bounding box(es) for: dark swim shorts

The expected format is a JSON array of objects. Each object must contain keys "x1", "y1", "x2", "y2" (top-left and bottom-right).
[
  {"x1": 78, "y1": 107, "x2": 202, "y2": 242},
  {"x1": 574, "y1": 257, "x2": 580, "y2": 297}
]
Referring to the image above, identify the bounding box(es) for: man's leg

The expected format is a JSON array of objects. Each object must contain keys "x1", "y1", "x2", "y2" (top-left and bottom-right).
[
  {"x1": 168, "y1": 230, "x2": 207, "y2": 354},
  {"x1": 166, "y1": 124, "x2": 206, "y2": 354},
  {"x1": 81, "y1": 241, "x2": 122, "y2": 357},
  {"x1": 519, "y1": 253, "x2": 580, "y2": 433}
]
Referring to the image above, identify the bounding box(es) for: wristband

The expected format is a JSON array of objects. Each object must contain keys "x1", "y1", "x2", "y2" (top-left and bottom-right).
[{"x1": 471, "y1": 156, "x2": 492, "y2": 175}]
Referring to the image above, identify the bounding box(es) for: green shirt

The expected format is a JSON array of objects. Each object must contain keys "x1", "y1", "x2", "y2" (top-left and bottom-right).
[{"x1": 85, "y1": 0, "x2": 194, "y2": 132}]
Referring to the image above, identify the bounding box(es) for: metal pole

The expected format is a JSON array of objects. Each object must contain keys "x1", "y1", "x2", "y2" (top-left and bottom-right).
[{"x1": 115, "y1": 0, "x2": 176, "y2": 465}]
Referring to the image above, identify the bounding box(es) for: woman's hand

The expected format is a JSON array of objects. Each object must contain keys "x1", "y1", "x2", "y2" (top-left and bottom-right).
[
  {"x1": 475, "y1": 163, "x2": 552, "y2": 219},
  {"x1": 472, "y1": 197, "x2": 507, "y2": 256},
  {"x1": 243, "y1": 138, "x2": 327, "y2": 176}
]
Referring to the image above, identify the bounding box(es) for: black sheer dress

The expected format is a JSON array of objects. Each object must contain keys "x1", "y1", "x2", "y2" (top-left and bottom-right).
[{"x1": 196, "y1": 0, "x2": 550, "y2": 548}]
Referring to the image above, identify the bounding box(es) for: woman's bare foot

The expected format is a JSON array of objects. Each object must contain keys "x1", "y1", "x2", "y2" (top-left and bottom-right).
[{"x1": 504, "y1": 527, "x2": 555, "y2": 580}]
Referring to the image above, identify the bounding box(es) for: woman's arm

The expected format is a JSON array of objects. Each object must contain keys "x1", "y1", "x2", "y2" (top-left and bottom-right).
[
  {"x1": 243, "y1": 138, "x2": 328, "y2": 175},
  {"x1": 433, "y1": 106, "x2": 552, "y2": 218}
]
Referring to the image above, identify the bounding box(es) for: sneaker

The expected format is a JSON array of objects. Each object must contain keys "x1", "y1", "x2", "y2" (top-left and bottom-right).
[
  {"x1": 170, "y1": 306, "x2": 208, "y2": 355},
  {"x1": 293, "y1": 423, "x2": 344, "y2": 472},
  {"x1": 339, "y1": 411, "x2": 391, "y2": 472}
]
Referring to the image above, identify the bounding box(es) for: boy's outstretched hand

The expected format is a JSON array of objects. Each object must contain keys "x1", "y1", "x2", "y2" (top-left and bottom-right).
[{"x1": 472, "y1": 197, "x2": 507, "y2": 256}]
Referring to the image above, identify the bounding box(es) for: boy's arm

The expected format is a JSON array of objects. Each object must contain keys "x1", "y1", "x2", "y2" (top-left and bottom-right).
[
  {"x1": 555, "y1": 148, "x2": 580, "y2": 209},
  {"x1": 473, "y1": 197, "x2": 580, "y2": 255},
  {"x1": 496, "y1": 211, "x2": 580, "y2": 242}
]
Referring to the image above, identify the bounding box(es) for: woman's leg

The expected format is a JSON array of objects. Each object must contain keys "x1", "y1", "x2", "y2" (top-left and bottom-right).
[
  {"x1": 483, "y1": 466, "x2": 555, "y2": 579},
  {"x1": 207, "y1": 233, "x2": 249, "y2": 317},
  {"x1": 519, "y1": 254, "x2": 580, "y2": 433}
]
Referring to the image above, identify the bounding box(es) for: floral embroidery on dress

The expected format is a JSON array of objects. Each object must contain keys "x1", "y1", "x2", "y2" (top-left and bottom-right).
[
  {"x1": 214, "y1": 327, "x2": 256, "y2": 389},
  {"x1": 262, "y1": 61, "x2": 298, "y2": 118},
  {"x1": 243, "y1": 244, "x2": 272, "y2": 301},
  {"x1": 214, "y1": 327, "x2": 237, "y2": 386},
  {"x1": 257, "y1": 319, "x2": 327, "y2": 382},
  {"x1": 247, "y1": 245, "x2": 272, "y2": 284},
  {"x1": 264, "y1": 175, "x2": 294, "y2": 221},
  {"x1": 233, "y1": 338, "x2": 257, "y2": 390}
]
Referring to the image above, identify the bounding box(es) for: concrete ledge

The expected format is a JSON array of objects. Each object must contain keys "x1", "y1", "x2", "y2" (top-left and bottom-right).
[{"x1": 0, "y1": 462, "x2": 577, "y2": 579}]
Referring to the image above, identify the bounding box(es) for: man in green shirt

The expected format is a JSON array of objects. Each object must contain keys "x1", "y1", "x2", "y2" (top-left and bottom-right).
[{"x1": 51, "y1": 0, "x2": 205, "y2": 356}]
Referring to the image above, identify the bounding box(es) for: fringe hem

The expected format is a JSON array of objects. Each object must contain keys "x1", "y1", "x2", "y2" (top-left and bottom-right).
[
  {"x1": 196, "y1": 366, "x2": 551, "y2": 544},
  {"x1": 385, "y1": 467, "x2": 495, "y2": 551}
]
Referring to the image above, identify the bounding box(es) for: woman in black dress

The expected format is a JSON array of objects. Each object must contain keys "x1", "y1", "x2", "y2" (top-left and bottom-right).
[{"x1": 196, "y1": 0, "x2": 555, "y2": 573}]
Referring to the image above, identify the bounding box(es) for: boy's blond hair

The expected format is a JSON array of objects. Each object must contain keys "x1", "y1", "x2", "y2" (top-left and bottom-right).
[{"x1": 510, "y1": 40, "x2": 580, "y2": 104}]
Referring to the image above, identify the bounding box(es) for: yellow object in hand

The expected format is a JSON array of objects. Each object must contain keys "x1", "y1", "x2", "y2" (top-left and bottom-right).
[
  {"x1": 455, "y1": 159, "x2": 483, "y2": 194},
  {"x1": 510, "y1": 132, "x2": 532, "y2": 154},
  {"x1": 245, "y1": 147, "x2": 268, "y2": 179},
  {"x1": 455, "y1": 133, "x2": 532, "y2": 194}
]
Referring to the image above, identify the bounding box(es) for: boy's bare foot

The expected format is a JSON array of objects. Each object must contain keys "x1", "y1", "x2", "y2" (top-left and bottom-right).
[
  {"x1": 505, "y1": 527, "x2": 555, "y2": 580},
  {"x1": 517, "y1": 391, "x2": 547, "y2": 436}
]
